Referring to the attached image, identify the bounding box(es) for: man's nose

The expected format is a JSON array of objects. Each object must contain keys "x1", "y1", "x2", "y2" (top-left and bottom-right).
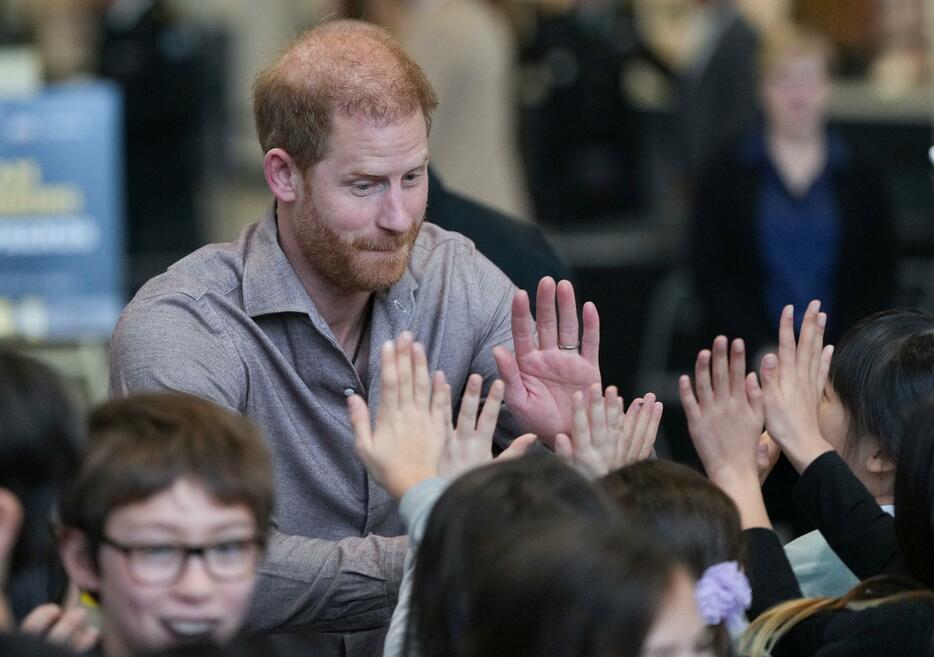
[{"x1": 377, "y1": 185, "x2": 413, "y2": 233}]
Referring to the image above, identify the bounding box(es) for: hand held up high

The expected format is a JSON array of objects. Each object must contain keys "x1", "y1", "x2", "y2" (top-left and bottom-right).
[
  {"x1": 758, "y1": 301, "x2": 835, "y2": 474},
  {"x1": 493, "y1": 277, "x2": 602, "y2": 444}
]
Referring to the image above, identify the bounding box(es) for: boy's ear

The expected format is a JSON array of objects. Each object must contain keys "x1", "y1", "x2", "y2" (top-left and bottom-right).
[
  {"x1": 59, "y1": 528, "x2": 101, "y2": 594},
  {"x1": 0, "y1": 487, "x2": 24, "y2": 568},
  {"x1": 865, "y1": 449, "x2": 896, "y2": 475}
]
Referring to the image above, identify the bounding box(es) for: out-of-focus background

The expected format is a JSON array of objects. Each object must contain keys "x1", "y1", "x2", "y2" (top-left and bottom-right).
[{"x1": 0, "y1": 0, "x2": 931, "y2": 524}]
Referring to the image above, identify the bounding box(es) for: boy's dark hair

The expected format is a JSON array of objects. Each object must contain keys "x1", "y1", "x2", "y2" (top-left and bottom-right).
[{"x1": 60, "y1": 392, "x2": 274, "y2": 562}]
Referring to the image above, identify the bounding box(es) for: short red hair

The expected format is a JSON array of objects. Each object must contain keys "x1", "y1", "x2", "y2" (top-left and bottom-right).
[{"x1": 252, "y1": 19, "x2": 439, "y2": 170}]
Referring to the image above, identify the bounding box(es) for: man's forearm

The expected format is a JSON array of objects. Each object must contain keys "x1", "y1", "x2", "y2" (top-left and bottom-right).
[{"x1": 244, "y1": 530, "x2": 408, "y2": 635}]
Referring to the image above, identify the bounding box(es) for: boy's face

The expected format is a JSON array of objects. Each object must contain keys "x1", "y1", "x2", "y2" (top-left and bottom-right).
[{"x1": 69, "y1": 477, "x2": 260, "y2": 657}]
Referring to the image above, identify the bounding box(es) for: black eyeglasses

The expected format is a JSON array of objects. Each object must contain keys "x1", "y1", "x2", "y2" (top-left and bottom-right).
[{"x1": 99, "y1": 535, "x2": 265, "y2": 586}]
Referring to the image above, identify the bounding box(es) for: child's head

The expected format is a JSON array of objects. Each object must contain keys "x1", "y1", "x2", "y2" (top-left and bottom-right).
[
  {"x1": 59, "y1": 392, "x2": 274, "y2": 657},
  {"x1": 465, "y1": 519, "x2": 714, "y2": 657},
  {"x1": 599, "y1": 459, "x2": 743, "y2": 577},
  {"x1": 410, "y1": 455, "x2": 614, "y2": 657},
  {"x1": 599, "y1": 459, "x2": 745, "y2": 655},
  {"x1": 820, "y1": 309, "x2": 934, "y2": 502},
  {"x1": 0, "y1": 350, "x2": 82, "y2": 619}
]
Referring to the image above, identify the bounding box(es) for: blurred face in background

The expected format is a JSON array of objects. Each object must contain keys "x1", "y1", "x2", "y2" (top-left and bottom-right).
[{"x1": 761, "y1": 51, "x2": 830, "y2": 140}]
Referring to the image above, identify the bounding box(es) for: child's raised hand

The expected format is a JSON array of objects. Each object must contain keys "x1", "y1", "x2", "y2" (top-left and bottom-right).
[
  {"x1": 555, "y1": 384, "x2": 662, "y2": 477},
  {"x1": 350, "y1": 332, "x2": 448, "y2": 498},
  {"x1": 679, "y1": 336, "x2": 764, "y2": 485},
  {"x1": 759, "y1": 302, "x2": 835, "y2": 473}
]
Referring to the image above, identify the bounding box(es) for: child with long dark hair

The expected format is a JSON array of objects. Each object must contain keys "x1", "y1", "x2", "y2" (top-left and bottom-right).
[{"x1": 681, "y1": 302, "x2": 934, "y2": 656}]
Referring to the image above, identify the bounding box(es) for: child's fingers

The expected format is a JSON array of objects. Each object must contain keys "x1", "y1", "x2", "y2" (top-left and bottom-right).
[
  {"x1": 711, "y1": 336, "x2": 730, "y2": 397},
  {"x1": 412, "y1": 342, "x2": 431, "y2": 409},
  {"x1": 348, "y1": 395, "x2": 373, "y2": 454},
  {"x1": 694, "y1": 349, "x2": 714, "y2": 405},
  {"x1": 475, "y1": 379, "x2": 505, "y2": 440},
  {"x1": 378, "y1": 341, "x2": 398, "y2": 417},
  {"x1": 455, "y1": 373, "x2": 483, "y2": 435},
  {"x1": 638, "y1": 400, "x2": 663, "y2": 460},
  {"x1": 729, "y1": 338, "x2": 747, "y2": 397}
]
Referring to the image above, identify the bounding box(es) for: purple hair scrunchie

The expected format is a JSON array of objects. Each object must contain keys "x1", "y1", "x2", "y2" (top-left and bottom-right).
[{"x1": 695, "y1": 561, "x2": 752, "y2": 633}]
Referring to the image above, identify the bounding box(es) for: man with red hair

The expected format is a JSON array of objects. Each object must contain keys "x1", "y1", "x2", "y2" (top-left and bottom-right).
[{"x1": 111, "y1": 19, "x2": 602, "y2": 655}]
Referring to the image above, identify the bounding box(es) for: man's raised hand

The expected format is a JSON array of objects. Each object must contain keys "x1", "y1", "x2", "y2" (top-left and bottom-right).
[{"x1": 493, "y1": 277, "x2": 602, "y2": 444}]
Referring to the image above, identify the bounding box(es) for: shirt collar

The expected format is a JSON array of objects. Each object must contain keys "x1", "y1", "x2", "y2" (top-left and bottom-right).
[{"x1": 241, "y1": 204, "x2": 420, "y2": 321}]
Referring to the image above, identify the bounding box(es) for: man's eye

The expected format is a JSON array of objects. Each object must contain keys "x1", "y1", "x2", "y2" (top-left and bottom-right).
[
  {"x1": 403, "y1": 172, "x2": 421, "y2": 183},
  {"x1": 352, "y1": 181, "x2": 374, "y2": 193}
]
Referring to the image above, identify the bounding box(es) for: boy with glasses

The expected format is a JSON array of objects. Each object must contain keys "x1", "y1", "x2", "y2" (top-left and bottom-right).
[{"x1": 57, "y1": 392, "x2": 273, "y2": 657}]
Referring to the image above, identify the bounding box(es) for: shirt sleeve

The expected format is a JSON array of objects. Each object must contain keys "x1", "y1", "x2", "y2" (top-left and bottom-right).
[
  {"x1": 792, "y1": 451, "x2": 904, "y2": 579},
  {"x1": 109, "y1": 292, "x2": 246, "y2": 410},
  {"x1": 245, "y1": 528, "x2": 408, "y2": 633}
]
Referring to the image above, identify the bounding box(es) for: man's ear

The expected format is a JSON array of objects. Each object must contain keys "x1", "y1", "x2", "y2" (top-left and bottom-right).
[
  {"x1": 0, "y1": 488, "x2": 24, "y2": 569},
  {"x1": 59, "y1": 528, "x2": 101, "y2": 594},
  {"x1": 263, "y1": 148, "x2": 303, "y2": 203},
  {"x1": 866, "y1": 449, "x2": 896, "y2": 475}
]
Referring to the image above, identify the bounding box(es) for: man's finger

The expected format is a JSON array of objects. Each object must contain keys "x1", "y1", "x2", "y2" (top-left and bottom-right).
[
  {"x1": 535, "y1": 276, "x2": 559, "y2": 350},
  {"x1": 580, "y1": 301, "x2": 600, "y2": 365},
  {"x1": 556, "y1": 279, "x2": 580, "y2": 350},
  {"x1": 47, "y1": 607, "x2": 89, "y2": 645},
  {"x1": 510, "y1": 290, "x2": 536, "y2": 358}
]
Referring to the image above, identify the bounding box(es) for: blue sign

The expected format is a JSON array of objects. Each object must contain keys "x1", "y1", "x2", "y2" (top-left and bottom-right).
[{"x1": 0, "y1": 82, "x2": 124, "y2": 341}]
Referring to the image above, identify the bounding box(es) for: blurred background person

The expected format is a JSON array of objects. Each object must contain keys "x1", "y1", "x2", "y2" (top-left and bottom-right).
[{"x1": 691, "y1": 22, "x2": 895, "y2": 362}]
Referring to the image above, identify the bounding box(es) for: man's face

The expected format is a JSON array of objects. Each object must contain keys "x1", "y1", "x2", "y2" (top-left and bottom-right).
[
  {"x1": 92, "y1": 478, "x2": 259, "y2": 657},
  {"x1": 293, "y1": 110, "x2": 429, "y2": 292}
]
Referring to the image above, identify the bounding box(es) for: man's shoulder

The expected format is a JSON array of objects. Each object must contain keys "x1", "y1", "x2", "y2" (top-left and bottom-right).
[{"x1": 130, "y1": 222, "x2": 260, "y2": 306}]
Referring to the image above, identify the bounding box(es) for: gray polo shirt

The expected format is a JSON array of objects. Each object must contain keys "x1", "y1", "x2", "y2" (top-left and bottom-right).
[{"x1": 109, "y1": 208, "x2": 517, "y2": 638}]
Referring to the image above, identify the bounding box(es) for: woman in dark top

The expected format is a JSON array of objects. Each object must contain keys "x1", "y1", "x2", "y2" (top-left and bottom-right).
[
  {"x1": 679, "y1": 303, "x2": 934, "y2": 656},
  {"x1": 691, "y1": 24, "x2": 895, "y2": 357}
]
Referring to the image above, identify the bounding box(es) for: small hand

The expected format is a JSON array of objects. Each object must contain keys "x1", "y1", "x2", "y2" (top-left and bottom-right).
[
  {"x1": 438, "y1": 374, "x2": 539, "y2": 479},
  {"x1": 679, "y1": 336, "x2": 764, "y2": 485},
  {"x1": 756, "y1": 431, "x2": 781, "y2": 485},
  {"x1": 493, "y1": 277, "x2": 602, "y2": 444},
  {"x1": 680, "y1": 335, "x2": 772, "y2": 529},
  {"x1": 21, "y1": 603, "x2": 100, "y2": 652},
  {"x1": 759, "y1": 302, "x2": 835, "y2": 473},
  {"x1": 350, "y1": 332, "x2": 448, "y2": 499},
  {"x1": 555, "y1": 384, "x2": 662, "y2": 477}
]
